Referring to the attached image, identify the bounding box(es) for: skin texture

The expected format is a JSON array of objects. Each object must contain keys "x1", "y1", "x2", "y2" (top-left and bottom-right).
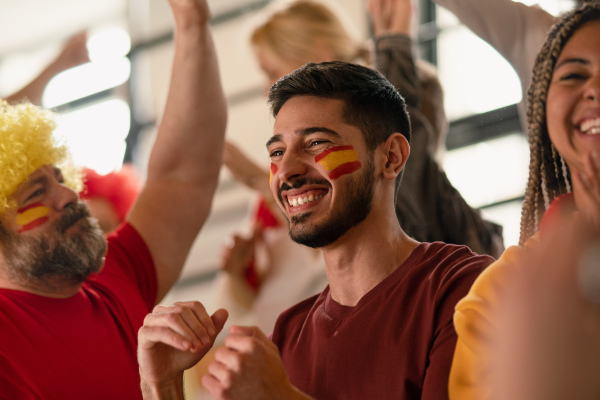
[{"x1": 546, "y1": 20, "x2": 600, "y2": 227}]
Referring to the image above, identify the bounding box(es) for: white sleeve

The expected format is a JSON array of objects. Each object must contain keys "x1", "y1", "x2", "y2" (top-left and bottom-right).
[{"x1": 432, "y1": 0, "x2": 555, "y2": 91}]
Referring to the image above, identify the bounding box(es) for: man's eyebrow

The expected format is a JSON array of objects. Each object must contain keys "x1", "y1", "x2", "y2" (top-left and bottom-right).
[
  {"x1": 555, "y1": 57, "x2": 590, "y2": 70},
  {"x1": 266, "y1": 127, "x2": 342, "y2": 149},
  {"x1": 297, "y1": 127, "x2": 341, "y2": 138},
  {"x1": 266, "y1": 134, "x2": 282, "y2": 149},
  {"x1": 21, "y1": 175, "x2": 47, "y2": 195}
]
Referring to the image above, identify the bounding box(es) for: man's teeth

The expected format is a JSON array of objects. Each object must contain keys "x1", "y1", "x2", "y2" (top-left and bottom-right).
[
  {"x1": 581, "y1": 117, "x2": 600, "y2": 135},
  {"x1": 288, "y1": 194, "x2": 323, "y2": 207}
]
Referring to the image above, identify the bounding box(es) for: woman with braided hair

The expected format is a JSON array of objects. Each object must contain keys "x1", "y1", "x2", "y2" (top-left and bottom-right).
[{"x1": 448, "y1": 3, "x2": 600, "y2": 399}]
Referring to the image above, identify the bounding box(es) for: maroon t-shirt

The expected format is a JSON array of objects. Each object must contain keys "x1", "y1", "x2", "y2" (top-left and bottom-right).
[
  {"x1": 271, "y1": 242, "x2": 492, "y2": 400},
  {"x1": 0, "y1": 223, "x2": 157, "y2": 400}
]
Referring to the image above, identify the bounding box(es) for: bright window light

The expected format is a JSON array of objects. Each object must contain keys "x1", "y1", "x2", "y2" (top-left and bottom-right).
[
  {"x1": 481, "y1": 200, "x2": 524, "y2": 248},
  {"x1": 442, "y1": 133, "x2": 529, "y2": 209},
  {"x1": 437, "y1": 27, "x2": 522, "y2": 120},
  {"x1": 42, "y1": 57, "x2": 131, "y2": 108},
  {"x1": 54, "y1": 98, "x2": 130, "y2": 174},
  {"x1": 87, "y1": 27, "x2": 131, "y2": 61}
]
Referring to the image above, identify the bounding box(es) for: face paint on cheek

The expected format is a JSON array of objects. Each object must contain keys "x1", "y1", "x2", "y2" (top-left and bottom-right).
[
  {"x1": 315, "y1": 145, "x2": 362, "y2": 180},
  {"x1": 270, "y1": 163, "x2": 278, "y2": 185},
  {"x1": 16, "y1": 203, "x2": 50, "y2": 233}
]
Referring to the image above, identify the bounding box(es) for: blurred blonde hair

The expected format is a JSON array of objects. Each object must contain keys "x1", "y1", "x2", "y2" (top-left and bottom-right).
[
  {"x1": 250, "y1": 0, "x2": 370, "y2": 66},
  {"x1": 0, "y1": 99, "x2": 81, "y2": 214}
]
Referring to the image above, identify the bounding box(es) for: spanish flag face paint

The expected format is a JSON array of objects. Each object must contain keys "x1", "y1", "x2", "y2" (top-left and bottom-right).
[
  {"x1": 315, "y1": 145, "x2": 361, "y2": 180},
  {"x1": 269, "y1": 163, "x2": 278, "y2": 185},
  {"x1": 16, "y1": 203, "x2": 50, "y2": 233}
]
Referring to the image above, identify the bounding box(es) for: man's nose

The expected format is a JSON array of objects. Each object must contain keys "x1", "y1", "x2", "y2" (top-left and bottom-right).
[
  {"x1": 51, "y1": 181, "x2": 79, "y2": 211},
  {"x1": 277, "y1": 151, "x2": 308, "y2": 183}
]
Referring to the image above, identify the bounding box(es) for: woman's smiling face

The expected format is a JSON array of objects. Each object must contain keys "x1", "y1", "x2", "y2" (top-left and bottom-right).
[{"x1": 546, "y1": 19, "x2": 600, "y2": 174}]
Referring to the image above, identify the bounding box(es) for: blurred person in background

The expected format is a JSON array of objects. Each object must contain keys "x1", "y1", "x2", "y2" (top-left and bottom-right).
[{"x1": 80, "y1": 165, "x2": 141, "y2": 234}]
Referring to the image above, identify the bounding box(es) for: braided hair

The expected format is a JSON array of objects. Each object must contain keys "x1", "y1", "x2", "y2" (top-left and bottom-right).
[{"x1": 520, "y1": 2, "x2": 600, "y2": 245}]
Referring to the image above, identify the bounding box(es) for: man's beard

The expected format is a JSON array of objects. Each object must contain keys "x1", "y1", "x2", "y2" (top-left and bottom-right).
[
  {"x1": 279, "y1": 158, "x2": 375, "y2": 249},
  {"x1": 0, "y1": 202, "x2": 108, "y2": 292}
]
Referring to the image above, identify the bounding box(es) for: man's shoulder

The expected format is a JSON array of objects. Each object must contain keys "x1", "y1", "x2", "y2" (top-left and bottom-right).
[
  {"x1": 409, "y1": 241, "x2": 494, "y2": 284},
  {"x1": 101, "y1": 222, "x2": 152, "y2": 270},
  {"x1": 87, "y1": 221, "x2": 157, "y2": 308},
  {"x1": 415, "y1": 241, "x2": 495, "y2": 265}
]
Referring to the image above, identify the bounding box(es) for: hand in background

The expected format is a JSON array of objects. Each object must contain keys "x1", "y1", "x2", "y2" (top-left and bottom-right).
[
  {"x1": 367, "y1": 0, "x2": 414, "y2": 37},
  {"x1": 167, "y1": 0, "x2": 212, "y2": 28},
  {"x1": 574, "y1": 151, "x2": 600, "y2": 230},
  {"x1": 220, "y1": 224, "x2": 262, "y2": 277},
  {"x1": 50, "y1": 32, "x2": 89, "y2": 71},
  {"x1": 493, "y1": 214, "x2": 600, "y2": 400}
]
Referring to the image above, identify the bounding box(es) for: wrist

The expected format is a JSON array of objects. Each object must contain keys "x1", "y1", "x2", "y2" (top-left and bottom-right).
[{"x1": 140, "y1": 373, "x2": 185, "y2": 400}]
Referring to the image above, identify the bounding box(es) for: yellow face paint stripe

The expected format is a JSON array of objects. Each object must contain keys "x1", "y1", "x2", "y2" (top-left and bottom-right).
[
  {"x1": 16, "y1": 204, "x2": 50, "y2": 232},
  {"x1": 317, "y1": 149, "x2": 358, "y2": 171},
  {"x1": 315, "y1": 145, "x2": 361, "y2": 180},
  {"x1": 315, "y1": 146, "x2": 358, "y2": 171}
]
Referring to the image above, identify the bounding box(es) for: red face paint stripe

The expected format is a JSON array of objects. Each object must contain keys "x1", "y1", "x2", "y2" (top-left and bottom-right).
[
  {"x1": 328, "y1": 161, "x2": 361, "y2": 180},
  {"x1": 17, "y1": 216, "x2": 49, "y2": 233},
  {"x1": 17, "y1": 202, "x2": 45, "y2": 214},
  {"x1": 314, "y1": 145, "x2": 355, "y2": 162},
  {"x1": 270, "y1": 163, "x2": 278, "y2": 185}
]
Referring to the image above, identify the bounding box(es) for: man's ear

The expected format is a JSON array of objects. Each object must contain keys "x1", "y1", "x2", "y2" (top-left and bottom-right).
[{"x1": 381, "y1": 133, "x2": 409, "y2": 181}]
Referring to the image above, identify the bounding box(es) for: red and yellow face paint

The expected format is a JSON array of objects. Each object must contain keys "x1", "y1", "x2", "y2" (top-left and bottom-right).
[
  {"x1": 269, "y1": 163, "x2": 278, "y2": 185},
  {"x1": 16, "y1": 203, "x2": 50, "y2": 233},
  {"x1": 315, "y1": 145, "x2": 361, "y2": 180}
]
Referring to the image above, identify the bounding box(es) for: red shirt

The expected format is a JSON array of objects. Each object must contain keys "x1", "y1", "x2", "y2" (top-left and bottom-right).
[
  {"x1": 0, "y1": 223, "x2": 156, "y2": 400},
  {"x1": 271, "y1": 242, "x2": 492, "y2": 400}
]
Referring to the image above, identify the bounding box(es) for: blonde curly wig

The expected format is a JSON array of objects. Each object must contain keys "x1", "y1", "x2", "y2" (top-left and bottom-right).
[
  {"x1": 0, "y1": 100, "x2": 82, "y2": 214},
  {"x1": 519, "y1": 2, "x2": 600, "y2": 245}
]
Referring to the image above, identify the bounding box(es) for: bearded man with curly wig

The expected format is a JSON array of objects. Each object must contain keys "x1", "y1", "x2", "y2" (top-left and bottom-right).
[{"x1": 0, "y1": 0, "x2": 228, "y2": 398}]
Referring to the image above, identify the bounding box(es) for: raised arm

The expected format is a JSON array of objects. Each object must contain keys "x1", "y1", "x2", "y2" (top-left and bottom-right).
[
  {"x1": 430, "y1": 0, "x2": 554, "y2": 90},
  {"x1": 6, "y1": 32, "x2": 89, "y2": 106},
  {"x1": 127, "y1": 0, "x2": 227, "y2": 302},
  {"x1": 368, "y1": 0, "x2": 421, "y2": 109}
]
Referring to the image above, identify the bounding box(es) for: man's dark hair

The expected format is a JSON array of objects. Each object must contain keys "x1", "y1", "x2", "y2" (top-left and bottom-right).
[
  {"x1": 268, "y1": 61, "x2": 411, "y2": 150},
  {"x1": 268, "y1": 61, "x2": 411, "y2": 193}
]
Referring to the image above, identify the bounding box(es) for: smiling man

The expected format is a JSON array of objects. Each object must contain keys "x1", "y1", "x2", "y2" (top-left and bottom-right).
[
  {"x1": 0, "y1": 0, "x2": 227, "y2": 398},
  {"x1": 138, "y1": 61, "x2": 493, "y2": 400}
]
